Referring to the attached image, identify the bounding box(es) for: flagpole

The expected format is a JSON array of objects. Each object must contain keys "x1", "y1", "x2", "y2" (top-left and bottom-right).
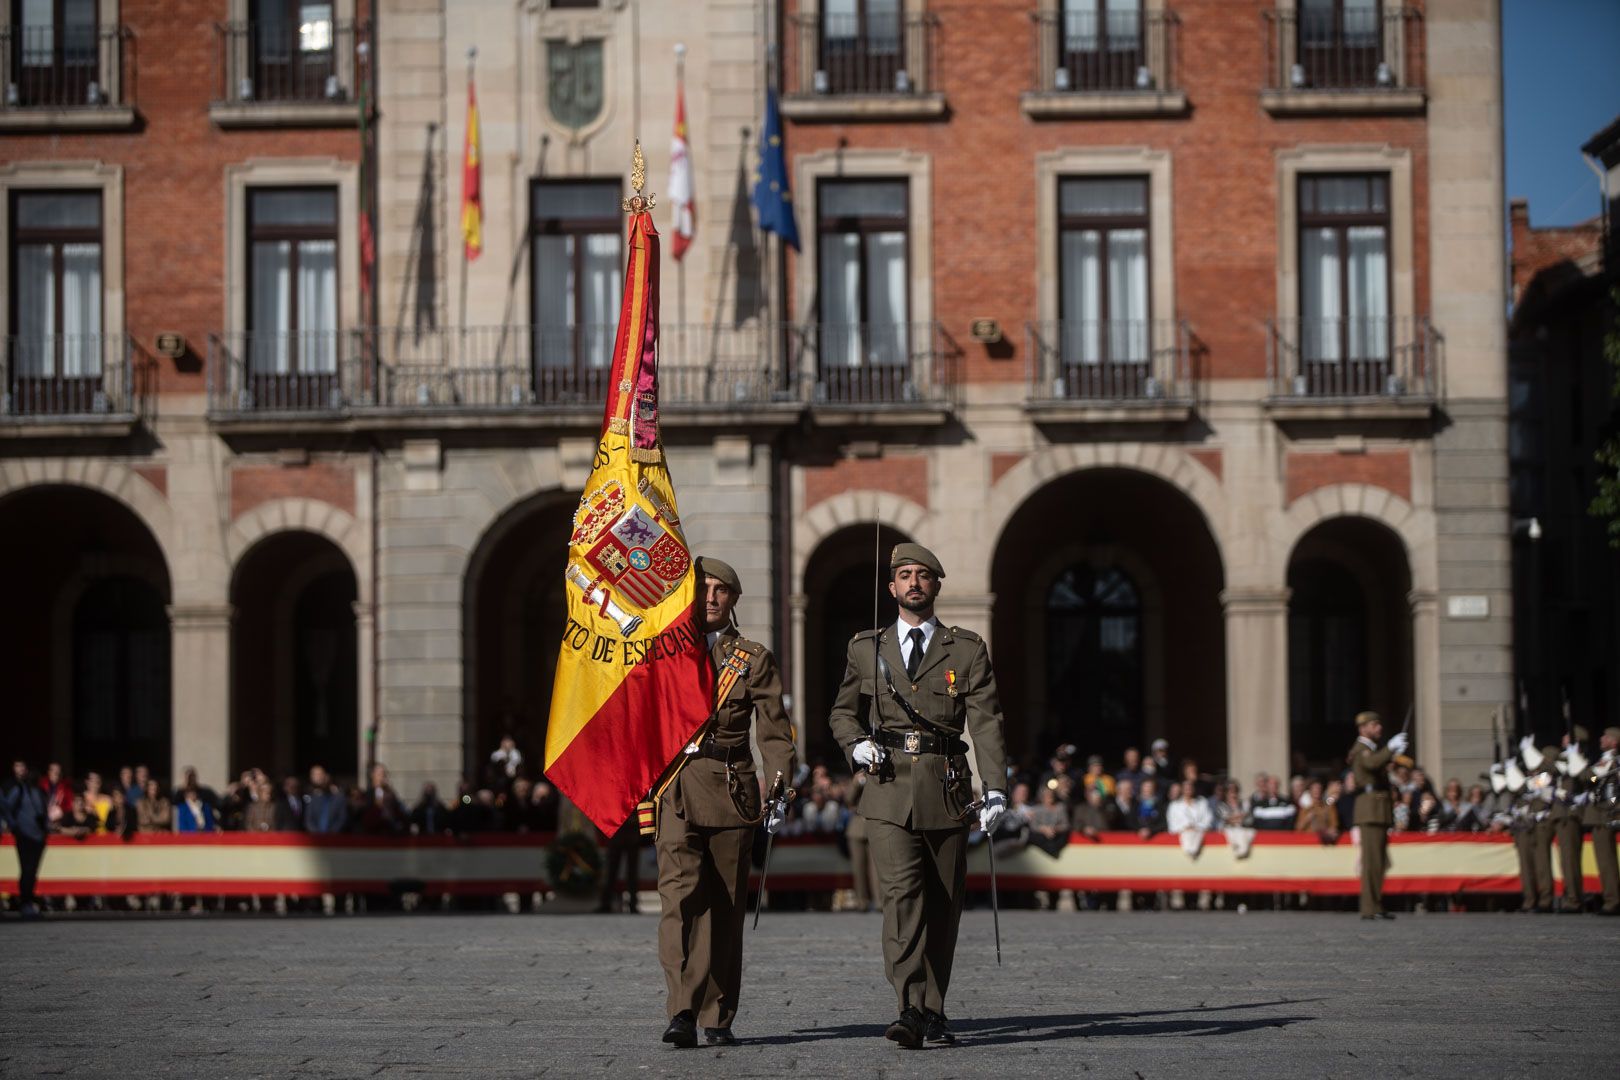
[
  {"x1": 674, "y1": 43, "x2": 687, "y2": 340},
  {"x1": 459, "y1": 47, "x2": 475, "y2": 340}
]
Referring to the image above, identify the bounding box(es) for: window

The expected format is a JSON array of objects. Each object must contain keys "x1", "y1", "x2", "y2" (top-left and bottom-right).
[
  {"x1": 1046, "y1": 562, "x2": 1142, "y2": 761},
  {"x1": 1298, "y1": 174, "x2": 1389, "y2": 373},
  {"x1": 8, "y1": 189, "x2": 102, "y2": 411},
  {"x1": 1058, "y1": 176, "x2": 1149, "y2": 368},
  {"x1": 1059, "y1": 0, "x2": 1142, "y2": 91},
  {"x1": 1298, "y1": 0, "x2": 1382, "y2": 88},
  {"x1": 817, "y1": 178, "x2": 909, "y2": 390},
  {"x1": 819, "y1": 0, "x2": 904, "y2": 94},
  {"x1": 247, "y1": 187, "x2": 338, "y2": 386},
  {"x1": 249, "y1": 0, "x2": 336, "y2": 102},
  {"x1": 530, "y1": 180, "x2": 621, "y2": 389},
  {"x1": 11, "y1": 0, "x2": 99, "y2": 106}
]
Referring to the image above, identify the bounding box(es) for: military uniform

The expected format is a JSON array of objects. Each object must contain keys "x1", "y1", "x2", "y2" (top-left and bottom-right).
[
  {"x1": 1349, "y1": 733, "x2": 1394, "y2": 917},
  {"x1": 827, "y1": 547, "x2": 1008, "y2": 1027},
  {"x1": 1551, "y1": 742, "x2": 1586, "y2": 912},
  {"x1": 1583, "y1": 734, "x2": 1619, "y2": 915},
  {"x1": 655, "y1": 561, "x2": 796, "y2": 1037},
  {"x1": 1526, "y1": 750, "x2": 1560, "y2": 912}
]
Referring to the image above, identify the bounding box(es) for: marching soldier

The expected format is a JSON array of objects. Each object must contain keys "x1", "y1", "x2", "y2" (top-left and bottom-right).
[
  {"x1": 1349, "y1": 711, "x2": 1408, "y2": 920},
  {"x1": 1584, "y1": 726, "x2": 1619, "y2": 916},
  {"x1": 656, "y1": 557, "x2": 796, "y2": 1048},
  {"x1": 1526, "y1": 745, "x2": 1562, "y2": 913},
  {"x1": 828, "y1": 543, "x2": 1010, "y2": 1049},
  {"x1": 1551, "y1": 727, "x2": 1589, "y2": 913}
]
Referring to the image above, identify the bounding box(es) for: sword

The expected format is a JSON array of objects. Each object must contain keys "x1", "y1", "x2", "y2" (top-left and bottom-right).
[
  {"x1": 752, "y1": 771, "x2": 785, "y2": 930},
  {"x1": 962, "y1": 796, "x2": 1001, "y2": 966}
]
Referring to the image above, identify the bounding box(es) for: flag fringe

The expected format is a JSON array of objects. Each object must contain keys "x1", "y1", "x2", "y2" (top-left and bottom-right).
[{"x1": 629, "y1": 447, "x2": 662, "y2": 463}]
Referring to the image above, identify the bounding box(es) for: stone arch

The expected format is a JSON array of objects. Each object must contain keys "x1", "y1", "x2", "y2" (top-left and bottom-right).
[
  {"x1": 1279, "y1": 483, "x2": 1435, "y2": 592},
  {"x1": 228, "y1": 498, "x2": 369, "y2": 601},
  {"x1": 0, "y1": 458, "x2": 176, "y2": 576},
  {"x1": 792, "y1": 490, "x2": 929, "y2": 595},
  {"x1": 985, "y1": 443, "x2": 1230, "y2": 582}
]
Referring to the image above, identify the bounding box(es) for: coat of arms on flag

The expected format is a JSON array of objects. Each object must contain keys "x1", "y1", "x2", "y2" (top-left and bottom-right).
[{"x1": 570, "y1": 479, "x2": 692, "y2": 613}]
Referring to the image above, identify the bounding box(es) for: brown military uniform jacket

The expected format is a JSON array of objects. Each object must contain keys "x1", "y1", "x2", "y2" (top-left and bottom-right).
[
  {"x1": 660, "y1": 631, "x2": 797, "y2": 830},
  {"x1": 1350, "y1": 738, "x2": 1394, "y2": 827},
  {"x1": 1584, "y1": 750, "x2": 1617, "y2": 827},
  {"x1": 828, "y1": 623, "x2": 1009, "y2": 832}
]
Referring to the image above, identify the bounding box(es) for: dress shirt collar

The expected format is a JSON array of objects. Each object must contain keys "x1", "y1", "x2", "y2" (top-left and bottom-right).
[
  {"x1": 1357, "y1": 735, "x2": 1377, "y2": 750},
  {"x1": 895, "y1": 615, "x2": 940, "y2": 661}
]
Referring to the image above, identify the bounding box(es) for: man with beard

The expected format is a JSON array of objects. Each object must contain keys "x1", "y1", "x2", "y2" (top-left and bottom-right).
[
  {"x1": 828, "y1": 543, "x2": 1010, "y2": 1049},
  {"x1": 656, "y1": 557, "x2": 796, "y2": 1049}
]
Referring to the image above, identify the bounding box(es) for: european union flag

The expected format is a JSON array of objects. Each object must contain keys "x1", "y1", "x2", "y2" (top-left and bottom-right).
[{"x1": 751, "y1": 88, "x2": 800, "y2": 251}]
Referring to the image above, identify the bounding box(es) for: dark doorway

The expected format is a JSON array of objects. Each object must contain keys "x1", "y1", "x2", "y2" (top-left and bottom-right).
[
  {"x1": 72, "y1": 576, "x2": 170, "y2": 776},
  {"x1": 232, "y1": 532, "x2": 358, "y2": 780},
  {"x1": 1045, "y1": 561, "x2": 1143, "y2": 763}
]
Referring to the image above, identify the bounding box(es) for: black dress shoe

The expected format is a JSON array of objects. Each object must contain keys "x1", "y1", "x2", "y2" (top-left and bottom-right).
[
  {"x1": 703, "y1": 1027, "x2": 737, "y2": 1046},
  {"x1": 662, "y1": 1011, "x2": 697, "y2": 1048},
  {"x1": 922, "y1": 1009, "x2": 955, "y2": 1045},
  {"x1": 1375, "y1": 912, "x2": 1396, "y2": 920},
  {"x1": 885, "y1": 1007, "x2": 925, "y2": 1049}
]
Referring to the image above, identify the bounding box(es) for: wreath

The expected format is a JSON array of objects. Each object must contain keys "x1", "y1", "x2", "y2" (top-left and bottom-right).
[{"x1": 546, "y1": 831, "x2": 603, "y2": 897}]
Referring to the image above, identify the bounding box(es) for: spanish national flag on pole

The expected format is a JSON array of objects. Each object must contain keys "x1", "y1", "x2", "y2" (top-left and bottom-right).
[
  {"x1": 460, "y1": 78, "x2": 482, "y2": 262},
  {"x1": 544, "y1": 145, "x2": 715, "y2": 834}
]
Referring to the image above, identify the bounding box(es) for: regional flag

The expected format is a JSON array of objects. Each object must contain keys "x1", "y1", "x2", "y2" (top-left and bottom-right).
[
  {"x1": 460, "y1": 80, "x2": 482, "y2": 261},
  {"x1": 668, "y1": 82, "x2": 695, "y2": 261},
  {"x1": 544, "y1": 191, "x2": 715, "y2": 834}
]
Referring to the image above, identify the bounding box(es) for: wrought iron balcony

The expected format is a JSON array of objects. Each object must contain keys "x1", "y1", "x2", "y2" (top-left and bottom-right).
[
  {"x1": 1024, "y1": 7, "x2": 1185, "y2": 118},
  {"x1": 1265, "y1": 315, "x2": 1441, "y2": 406},
  {"x1": 789, "y1": 321, "x2": 957, "y2": 411},
  {"x1": 1261, "y1": 6, "x2": 1424, "y2": 113},
  {"x1": 210, "y1": 20, "x2": 365, "y2": 126},
  {"x1": 782, "y1": 13, "x2": 943, "y2": 119},
  {"x1": 2, "y1": 334, "x2": 140, "y2": 422},
  {"x1": 0, "y1": 25, "x2": 135, "y2": 128},
  {"x1": 1025, "y1": 319, "x2": 1194, "y2": 415}
]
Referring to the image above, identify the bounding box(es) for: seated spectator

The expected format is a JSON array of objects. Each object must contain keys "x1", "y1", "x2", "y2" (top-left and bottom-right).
[
  {"x1": 529, "y1": 779, "x2": 561, "y2": 833},
  {"x1": 488, "y1": 735, "x2": 524, "y2": 788},
  {"x1": 278, "y1": 775, "x2": 305, "y2": 831},
  {"x1": 1180, "y1": 758, "x2": 1213, "y2": 799},
  {"x1": 1167, "y1": 781, "x2": 1213, "y2": 857},
  {"x1": 1289, "y1": 774, "x2": 1310, "y2": 808},
  {"x1": 1249, "y1": 774, "x2": 1297, "y2": 831},
  {"x1": 411, "y1": 782, "x2": 451, "y2": 835},
  {"x1": 1115, "y1": 746, "x2": 1146, "y2": 791},
  {"x1": 129, "y1": 765, "x2": 151, "y2": 807},
  {"x1": 501, "y1": 778, "x2": 553, "y2": 833},
  {"x1": 1079, "y1": 755, "x2": 1116, "y2": 800},
  {"x1": 1295, "y1": 779, "x2": 1339, "y2": 842},
  {"x1": 136, "y1": 779, "x2": 172, "y2": 834},
  {"x1": 305, "y1": 765, "x2": 348, "y2": 834},
  {"x1": 171, "y1": 766, "x2": 218, "y2": 810},
  {"x1": 175, "y1": 784, "x2": 218, "y2": 833},
  {"x1": 451, "y1": 784, "x2": 500, "y2": 834},
  {"x1": 244, "y1": 780, "x2": 280, "y2": 831},
  {"x1": 41, "y1": 762, "x2": 74, "y2": 817},
  {"x1": 1112, "y1": 778, "x2": 1138, "y2": 826},
  {"x1": 1214, "y1": 781, "x2": 1256, "y2": 858},
  {"x1": 1453, "y1": 784, "x2": 1491, "y2": 832},
  {"x1": 1072, "y1": 786, "x2": 1116, "y2": 840},
  {"x1": 798, "y1": 785, "x2": 843, "y2": 834},
  {"x1": 1146, "y1": 738, "x2": 1173, "y2": 782},
  {"x1": 1392, "y1": 788, "x2": 1414, "y2": 833},
  {"x1": 117, "y1": 767, "x2": 138, "y2": 810},
  {"x1": 1414, "y1": 791, "x2": 1446, "y2": 834},
  {"x1": 1438, "y1": 778, "x2": 1465, "y2": 825},
  {"x1": 80, "y1": 772, "x2": 114, "y2": 832},
  {"x1": 57, "y1": 795, "x2": 95, "y2": 838},
  {"x1": 104, "y1": 787, "x2": 133, "y2": 838},
  {"x1": 1133, "y1": 777, "x2": 1166, "y2": 838},
  {"x1": 1036, "y1": 744, "x2": 1079, "y2": 794},
  {"x1": 1026, "y1": 784, "x2": 1071, "y2": 857},
  {"x1": 367, "y1": 764, "x2": 407, "y2": 832}
]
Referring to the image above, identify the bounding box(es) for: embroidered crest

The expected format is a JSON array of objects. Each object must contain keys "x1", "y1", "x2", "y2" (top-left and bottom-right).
[{"x1": 569, "y1": 480, "x2": 692, "y2": 611}]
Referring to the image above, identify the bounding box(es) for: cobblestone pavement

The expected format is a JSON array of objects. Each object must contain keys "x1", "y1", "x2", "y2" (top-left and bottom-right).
[{"x1": 1, "y1": 909, "x2": 1614, "y2": 1078}]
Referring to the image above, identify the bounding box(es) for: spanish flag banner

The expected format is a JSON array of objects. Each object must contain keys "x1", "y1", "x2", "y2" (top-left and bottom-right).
[
  {"x1": 544, "y1": 159, "x2": 715, "y2": 834},
  {"x1": 460, "y1": 79, "x2": 482, "y2": 262}
]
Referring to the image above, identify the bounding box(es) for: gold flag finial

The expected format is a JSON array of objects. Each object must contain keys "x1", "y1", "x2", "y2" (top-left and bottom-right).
[{"x1": 623, "y1": 140, "x2": 656, "y2": 213}]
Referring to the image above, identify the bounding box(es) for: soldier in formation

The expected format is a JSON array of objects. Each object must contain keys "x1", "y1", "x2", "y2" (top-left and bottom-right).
[{"x1": 1347, "y1": 711, "x2": 1409, "y2": 920}]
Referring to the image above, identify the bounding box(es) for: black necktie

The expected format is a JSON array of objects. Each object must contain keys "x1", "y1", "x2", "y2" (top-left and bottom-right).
[{"x1": 905, "y1": 627, "x2": 925, "y2": 680}]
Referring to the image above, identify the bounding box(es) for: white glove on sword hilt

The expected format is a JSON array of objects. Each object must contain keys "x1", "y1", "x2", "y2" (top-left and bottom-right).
[
  {"x1": 978, "y1": 790, "x2": 1008, "y2": 833},
  {"x1": 853, "y1": 739, "x2": 887, "y2": 770},
  {"x1": 1387, "y1": 732, "x2": 1410, "y2": 756},
  {"x1": 763, "y1": 795, "x2": 788, "y2": 835}
]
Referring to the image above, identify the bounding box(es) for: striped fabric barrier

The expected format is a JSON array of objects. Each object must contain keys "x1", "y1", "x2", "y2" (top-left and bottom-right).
[{"x1": 0, "y1": 832, "x2": 1606, "y2": 898}]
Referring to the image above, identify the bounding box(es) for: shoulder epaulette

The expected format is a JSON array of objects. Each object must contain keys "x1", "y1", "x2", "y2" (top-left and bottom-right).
[
  {"x1": 851, "y1": 628, "x2": 882, "y2": 644},
  {"x1": 950, "y1": 626, "x2": 982, "y2": 642}
]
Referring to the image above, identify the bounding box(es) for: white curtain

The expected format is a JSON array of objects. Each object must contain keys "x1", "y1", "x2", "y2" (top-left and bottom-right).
[
  {"x1": 865, "y1": 0, "x2": 901, "y2": 52},
  {"x1": 1108, "y1": 227, "x2": 1147, "y2": 363},
  {"x1": 1063, "y1": 0, "x2": 1098, "y2": 52},
  {"x1": 581, "y1": 233, "x2": 621, "y2": 369},
  {"x1": 297, "y1": 239, "x2": 336, "y2": 374},
  {"x1": 1346, "y1": 225, "x2": 1388, "y2": 360},
  {"x1": 60, "y1": 243, "x2": 101, "y2": 376},
  {"x1": 819, "y1": 232, "x2": 861, "y2": 368},
  {"x1": 824, "y1": 0, "x2": 857, "y2": 41},
  {"x1": 1345, "y1": 0, "x2": 1378, "y2": 45},
  {"x1": 1061, "y1": 230, "x2": 1101, "y2": 364},
  {"x1": 865, "y1": 230, "x2": 906, "y2": 366},
  {"x1": 15, "y1": 245, "x2": 53, "y2": 376},
  {"x1": 251, "y1": 240, "x2": 292, "y2": 374},
  {"x1": 533, "y1": 235, "x2": 572, "y2": 369},
  {"x1": 1300, "y1": 227, "x2": 1341, "y2": 362},
  {"x1": 21, "y1": 0, "x2": 52, "y2": 67},
  {"x1": 1107, "y1": 0, "x2": 1142, "y2": 50}
]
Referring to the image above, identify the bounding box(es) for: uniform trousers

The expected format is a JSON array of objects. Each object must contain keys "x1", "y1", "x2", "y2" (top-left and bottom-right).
[
  {"x1": 1554, "y1": 816, "x2": 1583, "y2": 906},
  {"x1": 656, "y1": 818, "x2": 750, "y2": 1028},
  {"x1": 1358, "y1": 825, "x2": 1388, "y2": 916},
  {"x1": 1591, "y1": 823, "x2": 1619, "y2": 912},
  {"x1": 868, "y1": 819, "x2": 966, "y2": 1015},
  {"x1": 1530, "y1": 821, "x2": 1557, "y2": 909}
]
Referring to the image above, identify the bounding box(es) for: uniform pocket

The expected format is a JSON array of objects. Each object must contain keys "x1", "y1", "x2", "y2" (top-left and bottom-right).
[
  {"x1": 728, "y1": 765, "x2": 761, "y2": 821},
  {"x1": 941, "y1": 753, "x2": 974, "y2": 820}
]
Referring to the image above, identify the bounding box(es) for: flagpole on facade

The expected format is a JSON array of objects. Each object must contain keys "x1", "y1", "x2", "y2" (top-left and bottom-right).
[
  {"x1": 459, "y1": 46, "x2": 476, "y2": 338},
  {"x1": 674, "y1": 43, "x2": 687, "y2": 337}
]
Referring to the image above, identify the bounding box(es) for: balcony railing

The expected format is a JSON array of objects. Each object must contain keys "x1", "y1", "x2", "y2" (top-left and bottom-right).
[
  {"x1": 1263, "y1": 7, "x2": 1424, "y2": 96},
  {"x1": 1031, "y1": 8, "x2": 1180, "y2": 95},
  {"x1": 789, "y1": 322, "x2": 955, "y2": 408},
  {"x1": 0, "y1": 25, "x2": 132, "y2": 111},
  {"x1": 213, "y1": 20, "x2": 364, "y2": 108},
  {"x1": 3, "y1": 334, "x2": 138, "y2": 420},
  {"x1": 786, "y1": 13, "x2": 938, "y2": 97},
  {"x1": 208, "y1": 331, "x2": 367, "y2": 414},
  {"x1": 1025, "y1": 320, "x2": 1193, "y2": 404},
  {"x1": 1266, "y1": 316, "x2": 1440, "y2": 400}
]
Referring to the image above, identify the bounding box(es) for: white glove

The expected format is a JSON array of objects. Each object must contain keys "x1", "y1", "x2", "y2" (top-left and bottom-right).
[
  {"x1": 852, "y1": 740, "x2": 887, "y2": 770},
  {"x1": 1387, "y1": 732, "x2": 1410, "y2": 755},
  {"x1": 978, "y1": 791, "x2": 1007, "y2": 833},
  {"x1": 1519, "y1": 735, "x2": 1536, "y2": 756},
  {"x1": 763, "y1": 796, "x2": 788, "y2": 835}
]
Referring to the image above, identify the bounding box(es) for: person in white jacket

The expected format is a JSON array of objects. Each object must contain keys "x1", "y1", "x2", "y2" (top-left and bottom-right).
[{"x1": 1167, "y1": 784, "x2": 1215, "y2": 857}]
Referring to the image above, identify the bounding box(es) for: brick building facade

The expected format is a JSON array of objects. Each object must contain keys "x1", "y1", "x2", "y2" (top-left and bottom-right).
[{"x1": 1, "y1": 0, "x2": 1512, "y2": 799}]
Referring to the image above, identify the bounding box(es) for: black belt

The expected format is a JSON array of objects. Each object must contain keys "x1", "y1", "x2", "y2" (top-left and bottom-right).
[
  {"x1": 693, "y1": 741, "x2": 750, "y2": 765},
  {"x1": 873, "y1": 728, "x2": 968, "y2": 757}
]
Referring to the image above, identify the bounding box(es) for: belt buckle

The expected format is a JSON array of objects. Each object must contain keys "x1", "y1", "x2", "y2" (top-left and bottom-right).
[{"x1": 904, "y1": 731, "x2": 921, "y2": 755}]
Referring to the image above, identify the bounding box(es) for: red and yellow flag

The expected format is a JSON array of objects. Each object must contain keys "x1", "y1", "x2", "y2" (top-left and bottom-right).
[
  {"x1": 460, "y1": 80, "x2": 482, "y2": 261},
  {"x1": 544, "y1": 186, "x2": 714, "y2": 834}
]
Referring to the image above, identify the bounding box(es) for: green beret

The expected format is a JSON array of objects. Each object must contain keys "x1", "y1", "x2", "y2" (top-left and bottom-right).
[
  {"x1": 890, "y1": 542, "x2": 945, "y2": 578},
  {"x1": 1572, "y1": 724, "x2": 1590, "y2": 743},
  {"x1": 696, "y1": 556, "x2": 742, "y2": 595},
  {"x1": 1355, "y1": 711, "x2": 1382, "y2": 728},
  {"x1": 1606, "y1": 727, "x2": 1620, "y2": 742}
]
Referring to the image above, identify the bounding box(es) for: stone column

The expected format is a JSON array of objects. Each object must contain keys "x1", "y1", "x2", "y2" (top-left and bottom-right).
[
  {"x1": 353, "y1": 601, "x2": 377, "y2": 775},
  {"x1": 1221, "y1": 586, "x2": 1291, "y2": 783},
  {"x1": 788, "y1": 592, "x2": 809, "y2": 763},
  {"x1": 168, "y1": 603, "x2": 234, "y2": 788},
  {"x1": 1409, "y1": 589, "x2": 1443, "y2": 778}
]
